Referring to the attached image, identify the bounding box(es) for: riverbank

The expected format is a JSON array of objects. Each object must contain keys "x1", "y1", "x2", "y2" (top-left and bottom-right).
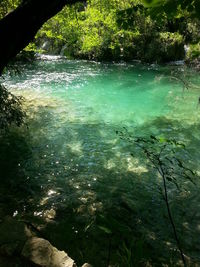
[{"x1": 13, "y1": 49, "x2": 200, "y2": 72}]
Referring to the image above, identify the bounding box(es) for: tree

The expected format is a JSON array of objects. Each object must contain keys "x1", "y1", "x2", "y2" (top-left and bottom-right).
[
  {"x1": 0, "y1": 0, "x2": 84, "y2": 74},
  {"x1": 142, "y1": 0, "x2": 200, "y2": 19},
  {"x1": 0, "y1": 0, "x2": 21, "y2": 20}
]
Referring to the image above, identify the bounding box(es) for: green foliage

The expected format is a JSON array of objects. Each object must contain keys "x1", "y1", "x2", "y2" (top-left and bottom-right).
[
  {"x1": 159, "y1": 32, "x2": 183, "y2": 43},
  {"x1": 186, "y1": 19, "x2": 200, "y2": 43},
  {"x1": 142, "y1": 0, "x2": 200, "y2": 19},
  {"x1": 187, "y1": 43, "x2": 200, "y2": 60},
  {"x1": 157, "y1": 32, "x2": 185, "y2": 62},
  {"x1": 24, "y1": 43, "x2": 40, "y2": 53},
  {"x1": 0, "y1": 0, "x2": 21, "y2": 19},
  {"x1": 33, "y1": 0, "x2": 198, "y2": 62},
  {"x1": 0, "y1": 0, "x2": 200, "y2": 63},
  {"x1": 0, "y1": 84, "x2": 25, "y2": 130}
]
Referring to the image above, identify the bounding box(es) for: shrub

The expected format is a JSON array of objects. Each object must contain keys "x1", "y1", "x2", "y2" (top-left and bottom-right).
[
  {"x1": 0, "y1": 84, "x2": 25, "y2": 130},
  {"x1": 186, "y1": 43, "x2": 200, "y2": 60}
]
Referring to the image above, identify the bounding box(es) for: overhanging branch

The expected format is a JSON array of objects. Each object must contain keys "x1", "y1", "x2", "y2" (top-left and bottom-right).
[{"x1": 0, "y1": 0, "x2": 85, "y2": 73}]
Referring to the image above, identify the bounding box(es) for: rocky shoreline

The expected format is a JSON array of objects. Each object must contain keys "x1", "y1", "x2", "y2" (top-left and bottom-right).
[{"x1": 0, "y1": 217, "x2": 91, "y2": 267}]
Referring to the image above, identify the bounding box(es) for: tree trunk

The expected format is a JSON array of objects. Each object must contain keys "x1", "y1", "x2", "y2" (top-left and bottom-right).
[{"x1": 0, "y1": 0, "x2": 84, "y2": 73}]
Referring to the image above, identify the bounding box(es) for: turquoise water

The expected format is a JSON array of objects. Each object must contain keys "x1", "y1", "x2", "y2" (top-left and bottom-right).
[{"x1": 1, "y1": 57, "x2": 200, "y2": 266}]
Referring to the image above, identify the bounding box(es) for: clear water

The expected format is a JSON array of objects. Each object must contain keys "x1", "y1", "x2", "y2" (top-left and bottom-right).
[{"x1": 1, "y1": 57, "x2": 200, "y2": 266}]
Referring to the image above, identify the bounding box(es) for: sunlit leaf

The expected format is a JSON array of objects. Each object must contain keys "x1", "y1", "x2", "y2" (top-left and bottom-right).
[{"x1": 98, "y1": 225, "x2": 112, "y2": 234}]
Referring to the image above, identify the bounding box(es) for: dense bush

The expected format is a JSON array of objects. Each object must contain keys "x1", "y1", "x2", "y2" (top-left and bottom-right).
[
  {"x1": 1, "y1": 0, "x2": 200, "y2": 63},
  {"x1": 186, "y1": 43, "x2": 200, "y2": 60},
  {"x1": 26, "y1": 0, "x2": 198, "y2": 63},
  {"x1": 0, "y1": 84, "x2": 25, "y2": 130}
]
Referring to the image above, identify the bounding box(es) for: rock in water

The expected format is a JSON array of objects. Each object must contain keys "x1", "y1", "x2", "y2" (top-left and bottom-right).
[{"x1": 22, "y1": 237, "x2": 76, "y2": 267}]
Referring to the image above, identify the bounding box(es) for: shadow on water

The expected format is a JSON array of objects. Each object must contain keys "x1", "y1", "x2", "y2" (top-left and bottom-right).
[{"x1": 0, "y1": 106, "x2": 200, "y2": 266}]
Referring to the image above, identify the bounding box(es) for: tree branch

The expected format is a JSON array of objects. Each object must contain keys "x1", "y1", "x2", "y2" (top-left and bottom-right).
[{"x1": 0, "y1": 0, "x2": 85, "y2": 73}]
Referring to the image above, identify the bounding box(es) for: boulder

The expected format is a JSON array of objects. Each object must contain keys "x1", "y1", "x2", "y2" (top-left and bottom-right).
[
  {"x1": 0, "y1": 217, "x2": 78, "y2": 267},
  {"x1": 22, "y1": 237, "x2": 76, "y2": 267}
]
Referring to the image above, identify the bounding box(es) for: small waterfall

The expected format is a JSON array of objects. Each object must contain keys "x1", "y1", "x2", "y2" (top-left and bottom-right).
[{"x1": 60, "y1": 44, "x2": 68, "y2": 56}]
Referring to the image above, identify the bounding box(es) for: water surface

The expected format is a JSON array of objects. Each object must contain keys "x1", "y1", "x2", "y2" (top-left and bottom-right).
[{"x1": 1, "y1": 57, "x2": 200, "y2": 266}]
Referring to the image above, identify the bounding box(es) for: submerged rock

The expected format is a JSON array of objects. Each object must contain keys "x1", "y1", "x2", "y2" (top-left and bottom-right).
[{"x1": 22, "y1": 237, "x2": 76, "y2": 267}]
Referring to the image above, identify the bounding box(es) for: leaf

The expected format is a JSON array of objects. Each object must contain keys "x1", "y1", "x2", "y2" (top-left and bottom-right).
[
  {"x1": 98, "y1": 225, "x2": 112, "y2": 234},
  {"x1": 142, "y1": 0, "x2": 164, "y2": 7},
  {"x1": 158, "y1": 137, "x2": 167, "y2": 143}
]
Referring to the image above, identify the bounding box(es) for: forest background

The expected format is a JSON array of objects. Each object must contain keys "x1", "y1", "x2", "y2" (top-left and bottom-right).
[{"x1": 1, "y1": 0, "x2": 200, "y2": 64}]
